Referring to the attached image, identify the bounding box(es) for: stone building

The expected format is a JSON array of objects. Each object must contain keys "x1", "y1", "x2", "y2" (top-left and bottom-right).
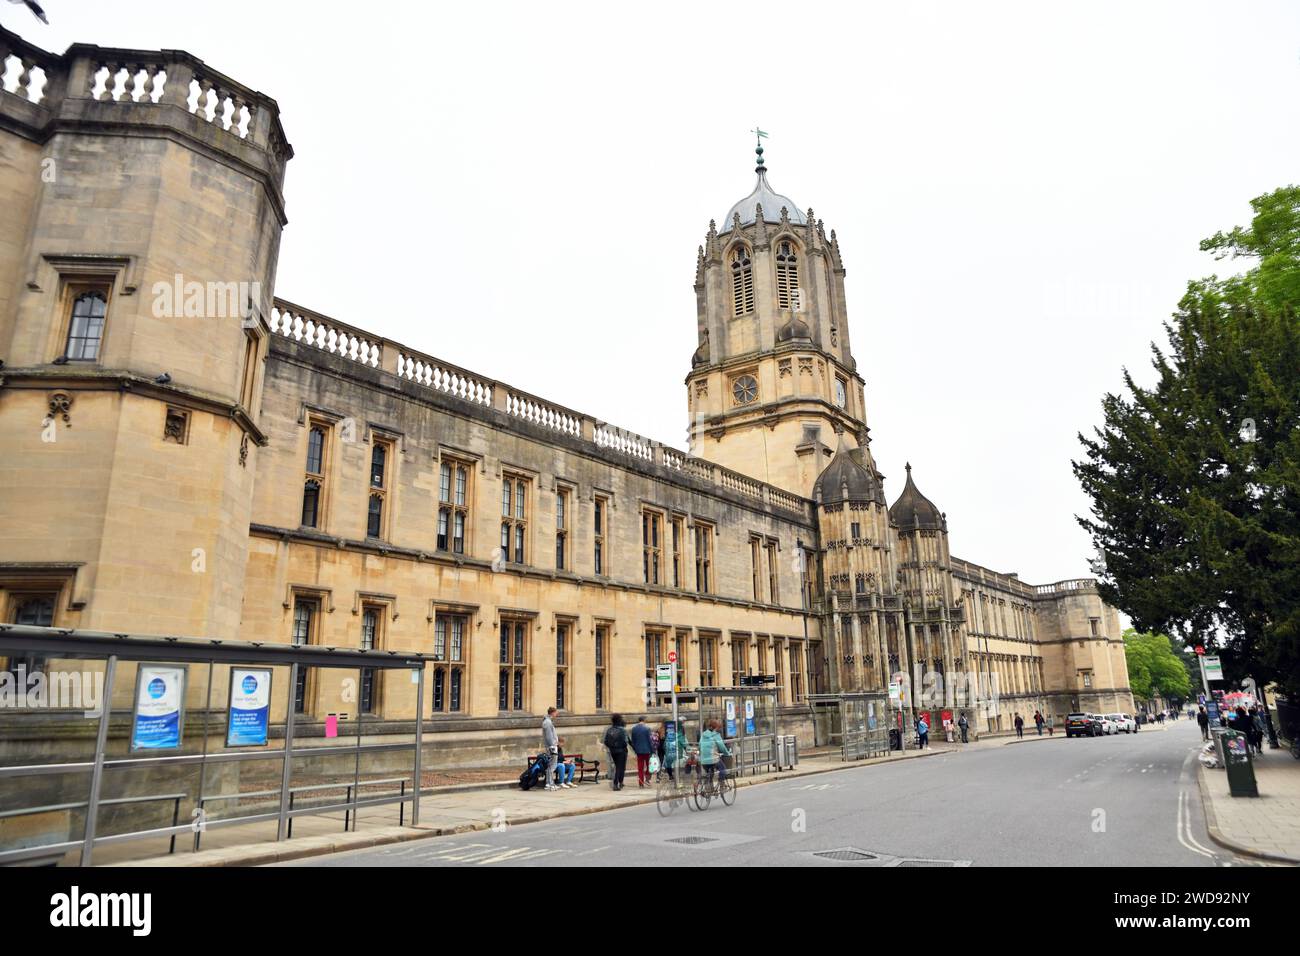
[{"x1": 0, "y1": 28, "x2": 1132, "y2": 767}]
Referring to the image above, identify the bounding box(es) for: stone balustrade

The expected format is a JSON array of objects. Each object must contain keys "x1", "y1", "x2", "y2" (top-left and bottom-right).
[
  {"x1": 267, "y1": 295, "x2": 811, "y2": 519},
  {"x1": 1, "y1": 26, "x2": 291, "y2": 192}
]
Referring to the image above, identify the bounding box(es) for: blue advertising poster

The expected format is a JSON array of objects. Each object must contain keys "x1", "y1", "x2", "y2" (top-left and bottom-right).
[
  {"x1": 725, "y1": 699, "x2": 736, "y2": 737},
  {"x1": 131, "y1": 664, "x2": 186, "y2": 751},
  {"x1": 227, "y1": 667, "x2": 272, "y2": 747},
  {"x1": 744, "y1": 699, "x2": 755, "y2": 734}
]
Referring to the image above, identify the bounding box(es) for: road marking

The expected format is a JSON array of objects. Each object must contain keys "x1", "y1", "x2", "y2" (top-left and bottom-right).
[{"x1": 1176, "y1": 791, "x2": 1215, "y2": 860}]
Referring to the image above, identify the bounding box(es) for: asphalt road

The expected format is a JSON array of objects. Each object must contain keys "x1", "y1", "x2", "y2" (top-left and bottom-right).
[{"x1": 286, "y1": 719, "x2": 1245, "y2": 867}]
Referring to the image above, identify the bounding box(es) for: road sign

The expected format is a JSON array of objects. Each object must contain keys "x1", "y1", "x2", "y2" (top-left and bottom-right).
[
  {"x1": 1195, "y1": 645, "x2": 1205, "y2": 656},
  {"x1": 1203, "y1": 656, "x2": 1224, "y2": 681},
  {"x1": 667, "y1": 650, "x2": 677, "y2": 664},
  {"x1": 656, "y1": 663, "x2": 674, "y2": 693}
]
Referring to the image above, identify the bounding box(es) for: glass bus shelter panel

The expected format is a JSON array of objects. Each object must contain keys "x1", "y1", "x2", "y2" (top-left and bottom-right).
[{"x1": 199, "y1": 662, "x2": 294, "y2": 828}]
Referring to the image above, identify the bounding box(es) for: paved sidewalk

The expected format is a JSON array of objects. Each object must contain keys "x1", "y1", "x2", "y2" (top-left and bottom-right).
[{"x1": 1198, "y1": 744, "x2": 1300, "y2": 864}]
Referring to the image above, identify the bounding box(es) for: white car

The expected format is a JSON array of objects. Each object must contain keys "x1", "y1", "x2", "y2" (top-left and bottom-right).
[
  {"x1": 1106, "y1": 713, "x2": 1136, "y2": 734},
  {"x1": 1092, "y1": 714, "x2": 1116, "y2": 735}
]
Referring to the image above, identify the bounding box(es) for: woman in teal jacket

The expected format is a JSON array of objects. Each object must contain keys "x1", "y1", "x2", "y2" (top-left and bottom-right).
[{"x1": 698, "y1": 719, "x2": 731, "y2": 783}]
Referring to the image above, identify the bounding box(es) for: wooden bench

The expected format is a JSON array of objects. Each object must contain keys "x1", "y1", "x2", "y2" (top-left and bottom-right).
[{"x1": 524, "y1": 753, "x2": 600, "y2": 784}]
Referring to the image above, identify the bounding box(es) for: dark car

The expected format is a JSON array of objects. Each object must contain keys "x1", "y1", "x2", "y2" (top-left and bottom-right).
[{"x1": 1065, "y1": 712, "x2": 1099, "y2": 738}]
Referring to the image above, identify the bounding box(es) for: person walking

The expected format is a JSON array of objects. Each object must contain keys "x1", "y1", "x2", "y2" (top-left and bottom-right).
[
  {"x1": 916, "y1": 714, "x2": 929, "y2": 750},
  {"x1": 957, "y1": 712, "x2": 969, "y2": 744},
  {"x1": 1033, "y1": 711, "x2": 1044, "y2": 736},
  {"x1": 541, "y1": 706, "x2": 560, "y2": 792},
  {"x1": 1196, "y1": 705, "x2": 1210, "y2": 742},
  {"x1": 1014, "y1": 713, "x2": 1024, "y2": 739},
  {"x1": 1249, "y1": 707, "x2": 1266, "y2": 756},
  {"x1": 630, "y1": 716, "x2": 654, "y2": 787},
  {"x1": 603, "y1": 713, "x2": 630, "y2": 791}
]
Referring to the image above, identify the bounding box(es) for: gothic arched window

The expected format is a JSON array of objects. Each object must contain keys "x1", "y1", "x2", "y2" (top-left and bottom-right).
[
  {"x1": 730, "y1": 245, "x2": 754, "y2": 317},
  {"x1": 776, "y1": 240, "x2": 800, "y2": 311}
]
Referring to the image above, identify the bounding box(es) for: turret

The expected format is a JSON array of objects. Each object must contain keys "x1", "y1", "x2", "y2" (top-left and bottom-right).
[
  {"x1": 0, "y1": 27, "x2": 292, "y2": 641},
  {"x1": 685, "y1": 139, "x2": 866, "y2": 497}
]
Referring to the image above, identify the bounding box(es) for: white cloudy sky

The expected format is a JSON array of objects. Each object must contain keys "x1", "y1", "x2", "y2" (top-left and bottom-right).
[{"x1": 10, "y1": 1, "x2": 1300, "y2": 585}]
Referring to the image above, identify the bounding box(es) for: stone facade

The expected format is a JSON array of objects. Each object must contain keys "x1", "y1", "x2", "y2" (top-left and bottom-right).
[{"x1": 0, "y1": 28, "x2": 1131, "y2": 771}]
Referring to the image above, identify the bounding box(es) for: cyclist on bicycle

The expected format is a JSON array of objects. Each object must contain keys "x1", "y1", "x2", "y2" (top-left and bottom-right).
[
  {"x1": 664, "y1": 723, "x2": 691, "y2": 781},
  {"x1": 698, "y1": 719, "x2": 731, "y2": 787}
]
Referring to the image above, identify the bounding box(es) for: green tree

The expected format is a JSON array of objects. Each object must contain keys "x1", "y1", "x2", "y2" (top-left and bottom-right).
[
  {"x1": 1123, "y1": 629, "x2": 1193, "y2": 704},
  {"x1": 1075, "y1": 187, "x2": 1300, "y2": 698}
]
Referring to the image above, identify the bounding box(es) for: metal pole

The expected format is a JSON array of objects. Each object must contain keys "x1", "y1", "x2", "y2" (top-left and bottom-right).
[
  {"x1": 277, "y1": 662, "x2": 299, "y2": 841},
  {"x1": 81, "y1": 654, "x2": 117, "y2": 867},
  {"x1": 194, "y1": 659, "x2": 213, "y2": 852},
  {"x1": 412, "y1": 665, "x2": 424, "y2": 825},
  {"x1": 671, "y1": 664, "x2": 679, "y2": 789},
  {"x1": 351, "y1": 671, "x2": 363, "y2": 832}
]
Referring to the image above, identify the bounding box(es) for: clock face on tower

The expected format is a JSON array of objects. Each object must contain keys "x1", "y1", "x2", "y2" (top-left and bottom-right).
[
  {"x1": 732, "y1": 374, "x2": 758, "y2": 406},
  {"x1": 834, "y1": 377, "x2": 847, "y2": 408}
]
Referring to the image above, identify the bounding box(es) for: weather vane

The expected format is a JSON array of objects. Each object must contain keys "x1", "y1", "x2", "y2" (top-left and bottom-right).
[{"x1": 751, "y1": 127, "x2": 768, "y2": 170}]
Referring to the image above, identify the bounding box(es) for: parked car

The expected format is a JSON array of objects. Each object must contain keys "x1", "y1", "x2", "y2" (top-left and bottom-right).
[
  {"x1": 1093, "y1": 714, "x2": 1117, "y2": 735},
  {"x1": 1065, "y1": 712, "x2": 1099, "y2": 738},
  {"x1": 1106, "y1": 713, "x2": 1136, "y2": 734}
]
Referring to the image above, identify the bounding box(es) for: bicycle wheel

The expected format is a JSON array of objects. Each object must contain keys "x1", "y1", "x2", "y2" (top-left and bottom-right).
[
  {"x1": 692, "y1": 774, "x2": 711, "y2": 811},
  {"x1": 719, "y1": 771, "x2": 736, "y2": 806},
  {"x1": 656, "y1": 777, "x2": 680, "y2": 817}
]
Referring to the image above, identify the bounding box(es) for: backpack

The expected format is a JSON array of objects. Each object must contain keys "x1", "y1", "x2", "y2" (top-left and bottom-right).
[{"x1": 518, "y1": 752, "x2": 547, "y2": 790}]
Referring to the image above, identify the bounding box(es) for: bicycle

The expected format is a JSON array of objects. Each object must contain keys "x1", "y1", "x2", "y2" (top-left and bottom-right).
[
  {"x1": 691, "y1": 758, "x2": 736, "y2": 811},
  {"x1": 655, "y1": 752, "x2": 698, "y2": 817}
]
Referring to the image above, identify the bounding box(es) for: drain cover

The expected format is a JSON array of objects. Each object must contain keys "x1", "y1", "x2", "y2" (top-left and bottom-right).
[
  {"x1": 813, "y1": 848, "x2": 879, "y2": 862},
  {"x1": 895, "y1": 858, "x2": 963, "y2": 867},
  {"x1": 666, "y1": 836, "x2": 718, "y2": 845}
]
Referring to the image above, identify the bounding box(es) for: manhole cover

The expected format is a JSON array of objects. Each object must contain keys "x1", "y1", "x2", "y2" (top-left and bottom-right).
[
  {"x1": 666, "y1": 836, "x2": 718, "y2": 845},
  {"x1": 813, "y1": 848, "x2": 879, "y2": 862},
  {"x1": 896, "y1": 859, "x2": 961, "y2": 867}
]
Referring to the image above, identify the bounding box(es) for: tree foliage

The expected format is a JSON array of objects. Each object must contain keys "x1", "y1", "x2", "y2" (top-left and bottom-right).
[
  {"x1": 1075, "y1": 187, "x2": 1300, "y2": 698},
  {"x1": 1123, "y1": 628, "x2": 1194, "y2": 704}
]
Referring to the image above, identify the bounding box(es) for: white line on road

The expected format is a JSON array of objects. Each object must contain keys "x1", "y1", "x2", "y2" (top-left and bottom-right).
[{"x1": 1176, "y1": 791, "x2": 1215, "y2": 860}]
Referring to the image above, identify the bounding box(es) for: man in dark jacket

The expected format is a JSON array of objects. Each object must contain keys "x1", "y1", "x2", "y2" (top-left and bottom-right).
[
  {"x1": 630, "y1": 716, "x2": 654, "y2": 787},
  {"x1": 1196, "y1": 706, "x2": 1210, "y2": 741},
  {"x1": 603, "y1": 714, "x2": 629, "y2": 791},
  {"x1": 957, "y1": 712, "x2": 969, "y2": 744}
]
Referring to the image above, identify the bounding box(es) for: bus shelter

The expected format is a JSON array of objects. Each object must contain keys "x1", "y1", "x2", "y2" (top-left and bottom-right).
[
  {"x1": 0, "y1": 625, "x2": 427, "y2": 865},
  {"x1": 807, "y1": 692, "x2": 891, "y2": 761},
  {"x1": 688, "y1": 686, "x2": 780, "y2": 777}
]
